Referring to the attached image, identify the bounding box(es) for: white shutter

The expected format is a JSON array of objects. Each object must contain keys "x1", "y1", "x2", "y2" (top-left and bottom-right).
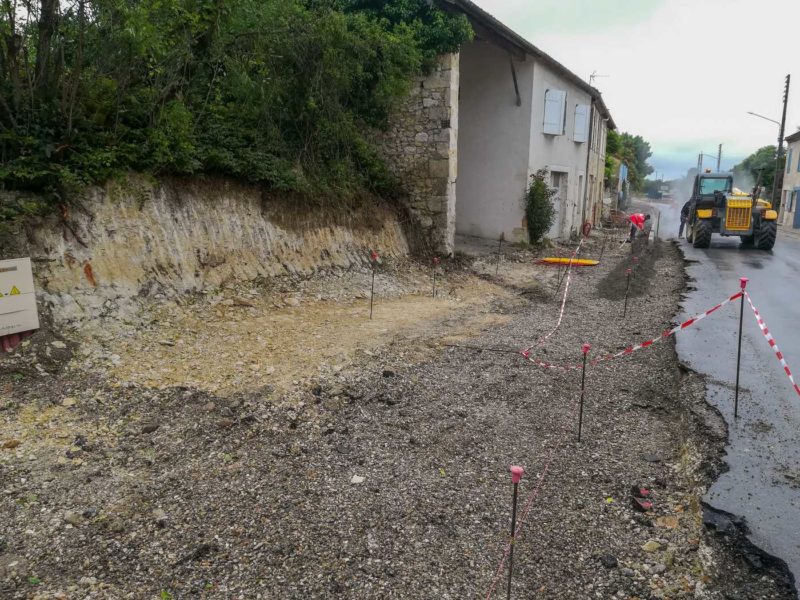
[
  {"x1": 543, "y1": 89, "x2": 566, "y2": 135},
  {"x1": 573, "y1": 104, "x2": 590, "y2": 143}
]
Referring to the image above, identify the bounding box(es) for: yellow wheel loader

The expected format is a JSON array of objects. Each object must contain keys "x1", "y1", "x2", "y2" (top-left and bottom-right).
[{"x1": 684, "y1": 171, "x2": 778, "y2": 250}]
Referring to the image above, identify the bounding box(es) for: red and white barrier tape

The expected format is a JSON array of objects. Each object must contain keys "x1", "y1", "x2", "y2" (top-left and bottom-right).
[
  {"x1": 488, "y1": 290, "x2": 743, "y2": 596},
  {"x1": 520, "y1": 291, "x2": 744, "y2": 371},
  {"x1": 744, "y1": 291, "x2": 800, "y2": 397},
  {"x1": 485, "y1": 287, "x2": 800, "y2": 596},
  {"x1": 523, "y1": 238, "x2": 584, "y2": 353}
]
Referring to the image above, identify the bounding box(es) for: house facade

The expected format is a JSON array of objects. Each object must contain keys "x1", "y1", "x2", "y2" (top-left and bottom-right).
[
  {"x1": 375, "y1": 0, "x2": 615, "y2": 254},
  {"x1": 779, "y1": 130, "x2": 800, "y2": 230}
]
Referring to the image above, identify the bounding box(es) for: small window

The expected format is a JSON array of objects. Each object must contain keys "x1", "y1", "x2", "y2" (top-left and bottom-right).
[
  {"x1": 543, "y1": 89, "x2": 567, "y2": 135},
  {"x1": 797, "y1": 150, "x2": 800, "y2": 172},
  {"x1": 574, "y1": 104, "x2": 590, "y2": 143},
  {"x1": 787, "y1": 149, "x2": 793, "y2": 173}
]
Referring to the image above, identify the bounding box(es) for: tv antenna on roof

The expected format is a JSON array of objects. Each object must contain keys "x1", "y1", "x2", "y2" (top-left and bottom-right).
[{"x1": 589, "y1": 71, "x2": 609, "y2": 86}]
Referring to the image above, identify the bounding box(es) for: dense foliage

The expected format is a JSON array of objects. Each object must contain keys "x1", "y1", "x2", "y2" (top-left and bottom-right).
[
  {"x1": 732, "y1": 145, "x2": 782, "y2": 198},
  {"x1": 524, "y1": 168, "x2": 556, "y2": 243},
  {"x1": 605, "y1": 130, "x2": 653, "y2": 191},
  {"x1": 0, "y1": 0, "x2": 472, "y2": 220}
]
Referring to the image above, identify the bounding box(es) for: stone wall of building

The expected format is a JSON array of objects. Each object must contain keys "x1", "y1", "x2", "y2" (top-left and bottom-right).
[{"x1": 375, "y1": 53, "x2": 459, "y2": 255}]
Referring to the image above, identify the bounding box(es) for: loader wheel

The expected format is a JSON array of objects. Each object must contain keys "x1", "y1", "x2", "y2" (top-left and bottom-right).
[
  {"x1": 692, "y1": 220, "x2": 712, "y2": 248},
  {"x1": 755, "y1": 220, "x2": 777, "y2": 250},
  {"x1": 685, "y1": 221, "x2": 694, "y2": 243}
]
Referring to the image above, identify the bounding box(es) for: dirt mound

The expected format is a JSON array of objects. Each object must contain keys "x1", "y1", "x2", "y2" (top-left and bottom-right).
[{"x1": 596, "y1": 239, "x2": 666, "y2": 300}]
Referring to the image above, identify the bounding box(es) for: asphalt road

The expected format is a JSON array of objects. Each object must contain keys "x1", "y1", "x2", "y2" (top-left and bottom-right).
[{"x1": 644, "y1": 199, "x2": 800, "y2": 584}]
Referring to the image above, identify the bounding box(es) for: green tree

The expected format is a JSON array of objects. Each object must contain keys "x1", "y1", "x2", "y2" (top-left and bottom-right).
[
  {"x1": 604, "y1": 131, "x2": 653, "y2": 192},
  {"x1": 732, "y1": 146, "x2": 782, "y2": 197}
]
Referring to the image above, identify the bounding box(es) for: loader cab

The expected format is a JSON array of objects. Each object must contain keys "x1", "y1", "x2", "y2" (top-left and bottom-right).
[{"x1": 691, "y1": 173, "x2": 733, "y2": 208}]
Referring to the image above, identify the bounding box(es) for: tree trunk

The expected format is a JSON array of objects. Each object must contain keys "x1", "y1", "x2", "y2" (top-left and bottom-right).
[
  {"x1": 1, "y1": 1, "x2": 22, "y2": 114},
  {"x1": 35, "y1": 0, "x2": 59, "y2": 98}
]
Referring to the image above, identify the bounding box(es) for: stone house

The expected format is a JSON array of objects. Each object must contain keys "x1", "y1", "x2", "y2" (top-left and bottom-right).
[
  {"x1": 779, "y1": 130, "x2": 800, "y2": 230},
  {"x1": 376, "y1": 0, "x2": 615, "y2": 254}
]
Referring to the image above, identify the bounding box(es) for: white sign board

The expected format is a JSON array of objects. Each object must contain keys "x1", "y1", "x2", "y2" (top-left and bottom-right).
[{"x1": 0, "y1": 258, "x2": 40, "y2": 336}]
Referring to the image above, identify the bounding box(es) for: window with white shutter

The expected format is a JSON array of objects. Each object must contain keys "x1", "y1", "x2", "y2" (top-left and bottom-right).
[
  {"x1": 573, "y1": 104, "x2": 590, "y2": 143},
  {"x1": 543, "y1": 89, "x2": 566, "y2": 135}
]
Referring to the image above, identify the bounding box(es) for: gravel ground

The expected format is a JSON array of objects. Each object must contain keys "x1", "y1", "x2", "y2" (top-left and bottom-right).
[{"x1": 0, "y1": 234, "x2": 796, "y2": 599}]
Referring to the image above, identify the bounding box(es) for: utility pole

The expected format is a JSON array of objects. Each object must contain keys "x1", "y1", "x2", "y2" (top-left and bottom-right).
[
  {"x1": 717, "y1": 144, "x2": 722, "y2": 172},
  {"x1": 771, "y1": 74, "x2": 791, "y2": 210}
]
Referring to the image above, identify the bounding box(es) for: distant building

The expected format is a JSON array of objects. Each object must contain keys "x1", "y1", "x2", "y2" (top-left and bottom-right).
[
  {"x1": 780, "y1": 130, "x2": 800, "y2": 230},
  {"x1": 586, "y1": 102, "x2": 611, "y2": 225},
  {"x1": 376, "y1": 0, "x2": 615, "y2": 253}
]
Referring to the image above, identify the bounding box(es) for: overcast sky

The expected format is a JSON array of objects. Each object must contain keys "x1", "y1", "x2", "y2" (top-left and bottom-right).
[{"x1": 472, "y1": 0, "x2": 800, "y2": 179}]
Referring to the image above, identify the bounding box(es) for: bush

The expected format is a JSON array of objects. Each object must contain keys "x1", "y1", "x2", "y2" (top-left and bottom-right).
[{"x1": 524, "y1": 169, "x2": 557, "y2": 244}]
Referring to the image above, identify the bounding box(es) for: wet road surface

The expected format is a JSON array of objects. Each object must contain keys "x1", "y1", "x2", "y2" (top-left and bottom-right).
[{"x1": 646, "y1": 200, "x2": 800, "y2": 584}]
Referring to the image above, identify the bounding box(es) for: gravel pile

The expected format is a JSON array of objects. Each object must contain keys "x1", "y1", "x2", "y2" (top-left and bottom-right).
[{"x1": 0, "y1": 236, "x2": 795, "y2": 599}]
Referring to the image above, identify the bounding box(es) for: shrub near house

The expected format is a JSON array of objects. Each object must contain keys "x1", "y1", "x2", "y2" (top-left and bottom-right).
[{"x1": 525, "y1": 169, "x2": 557, "y2": 244}]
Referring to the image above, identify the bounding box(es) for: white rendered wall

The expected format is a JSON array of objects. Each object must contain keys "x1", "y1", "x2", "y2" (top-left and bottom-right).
[
  {"x1": 455, "y1": 40, "x2": 534, "y2": 242},
  {"x1": 528, "y1": 60, "x2": 592, "y2": 239}
]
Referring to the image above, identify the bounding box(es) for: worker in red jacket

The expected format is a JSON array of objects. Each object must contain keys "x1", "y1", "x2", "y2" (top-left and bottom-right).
[{"x1": 628, "y1": 213, "x2": 650, "y2": 243}]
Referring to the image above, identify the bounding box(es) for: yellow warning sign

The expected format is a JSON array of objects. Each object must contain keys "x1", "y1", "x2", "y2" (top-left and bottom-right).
[{"x1": 0, "y1": 257, "x2": 39, "y2": 336}]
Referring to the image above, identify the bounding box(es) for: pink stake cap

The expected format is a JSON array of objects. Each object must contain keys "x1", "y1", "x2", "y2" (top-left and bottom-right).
[
  {"x1": 520, "y1": 350, "x2": 530, "y2": 359},
  {"x1": 510, "y1": 465, "x2": 524, "y2": 483},
  {"x1": 740, "y1": 277, "x2": 749, "y2": 289},
  {"x1": 582, "y1": 343, "x2": 591, "y2": 355},
  {"x1": 626, "y1": 268, "x2": 632, "y2": 275},
  {"x1": 632, "y1": 257, "x2": 639, "y2": 264}
]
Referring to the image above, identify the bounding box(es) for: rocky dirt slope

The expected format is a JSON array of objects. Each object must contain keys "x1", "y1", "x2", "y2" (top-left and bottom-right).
[
  {"x1": 1, "y1": 175, "x2": 410, "y2": 330},
  {"x1": 0, "y1": 234, "x2": 795, "y2": 599}
]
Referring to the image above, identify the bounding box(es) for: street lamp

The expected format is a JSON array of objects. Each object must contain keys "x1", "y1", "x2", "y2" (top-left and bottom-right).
[
  {"x1": 745, "y1": 74, "x2": 790, "y2": 208},
  {"x1": 746, "y1": 111, "x2": 781, "y2": 126},
  {"x1": 746, "y1": 110, "x2": 785, "y2": 205}
]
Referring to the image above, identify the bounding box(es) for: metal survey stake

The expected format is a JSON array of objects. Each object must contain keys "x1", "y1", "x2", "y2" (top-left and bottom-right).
[
  {"x1": 734, "y1": 277, "x2": 748, "y2": 418},
  {"x1": 369, "y1": 250, "x2": 379, "y2": 320},
  {"x1": 577, "y1": 344, "x2": 590, "y2": 442},
  {"x1": 623, "y1": 268, "x2": 632, "y2": 318},
  {"x1": 507, "y1": 466, "x2": 524, "y2": 600},
  {"x1": 496, "y1": 232, "x2": 505, "y2": 276},
  {"x1": 432, "y1": 256, "x2": 440, "y2": 297},
  {"x1": 555, "y1": 251, "x2": 569, "y2": 293},
  {"x1": 598, "y1": 232, "x2": 607, "y2": 262}
]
